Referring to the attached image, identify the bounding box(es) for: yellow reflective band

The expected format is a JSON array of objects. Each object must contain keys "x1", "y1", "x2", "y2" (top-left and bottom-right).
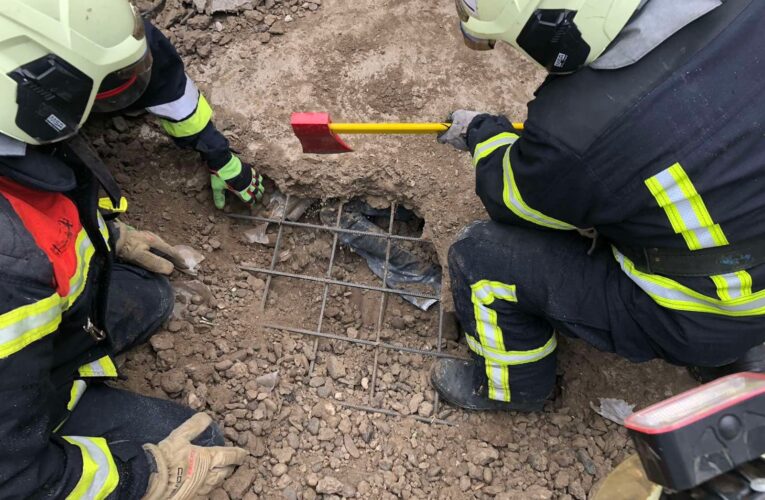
[
  {"x1": 78, "y1": 356, "x2": 118, "y2": 378},
  {"x1": 160, "y1": 94, "x2": 213, "y2": 138},
  {"x1": 472, "y1": 132, "x2": 518, "y2": 168},
  {"x1": 64, "y1": 436, "x2": 119, "y2": 500},
  {"x1": 645, "y1": 164, "x2": 729, "y2": 250},
  {"x1": 501, "y1": 149, "x2": 576, "y2": 231},
  {"x1": 98, "y1": 196, "x2": 128, "y2": 214},
  {"x1": 614, "y1": 248, "x2": 765, "y2": 316},
  {"x1": 471, "y1": 280, "x2": 517, "y2": 351},
  {"x1": 67, "y1": 380, "x2": 88, "y2": 411},
  {"x1": 96, "y1": 212, "x2": 111, "y2": 252},
  {"x1": 486, "y1": 361, "x2": 511, "y2": 402},
  {"x1": 0, "y1": 294, "x2": 62, "y2": 359},
  {"x1": 466, "y1": 334, "x2": 557, "y2": 366},
  {"x1": 64, "y1": 230, "x2": 96, "y2": 311}
]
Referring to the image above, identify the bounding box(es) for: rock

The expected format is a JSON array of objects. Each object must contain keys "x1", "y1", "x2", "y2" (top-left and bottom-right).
[
  {"x1": 306, "y1": 417, "x2": 320, "y2": 435},
  {"x1": 326, "y1": 356, "x2": 346, "y2": 380},
  {"x1": 465, "y1": 440, "x2": 499, "y2": 466},
  {"x1": 209, "y1": 0, "x2": 250, "y2": 13},
  {"x1": 112, "y1": 116, "x2": 129, "y2": 132},
  {"x1": 269, "y1": 21, "x2": 286, "y2": 35},
  {"x1": 408, "y1": 394, "x2": 424, "y2": 414},
  {"x1": 256, "y1": 371, "x2": 280, "y2": 391},
  {"x1": 160, "y1": 369, "x2": 186, "y2": 394},
  {"x1": 149, "y1": 333, "x2": 174, "y2": 351},
  {"x1": 459, "y1": 476, "x2": 471, "y2": 492},
  {"x1": 272, "y1": 463, "x2": 288, "y2": 477},
  {"x1": 417, "y1": 401, "x2": 434, "y2": 418},
  {"x1": 167, "y1": 320, "x2": 184, "y2": 333},
  {"x1": 390, "y1": 316, "x2": 406, "y2": 330},
  {"x1": 316, "y1": 476, "x2": 344, "y2": 495},
  {"x1": 529, "y1": 453, "x2": 548, "y2": 472},
  {"x1": 258, "y1": 32, "x2": 272, "y2": 44},
  {"x1": 223, "y1": 466, "x2": 257, "y2": 499},
  {"x1": 343, "y1": 434, "x2": 360, "y2": 459},
  {"x1": 209, "y1": 489, "x2": 229, "y2": 500},
  {"x1": 554, "y1": 470, "x2": 571, "y2": 489},
  {"x1": 273, "y1": 447, "x2": 295, "y2": 464}
]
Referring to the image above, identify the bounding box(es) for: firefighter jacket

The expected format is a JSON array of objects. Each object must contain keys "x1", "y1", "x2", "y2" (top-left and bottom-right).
[
  {"x1": 467, "y1": 0, "x2": 765, "y2": 319},
  {"x1": 0, "y1": 145, "x2": 153, "y2": 498}
]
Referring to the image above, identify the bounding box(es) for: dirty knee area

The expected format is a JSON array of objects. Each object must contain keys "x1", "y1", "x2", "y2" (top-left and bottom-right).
[{"x1": 97, "y1": 0, "x2": 696, "y2": 498}]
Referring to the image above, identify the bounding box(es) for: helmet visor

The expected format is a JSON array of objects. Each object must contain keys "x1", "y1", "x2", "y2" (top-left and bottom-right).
[{"x1": 92, "y1": 48, "x2": 152, "y2": 113}]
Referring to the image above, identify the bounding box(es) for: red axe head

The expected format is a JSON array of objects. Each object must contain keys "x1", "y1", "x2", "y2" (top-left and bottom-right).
[{"x1": 290, "y1": 112, "x2": 353, "y2": 154}]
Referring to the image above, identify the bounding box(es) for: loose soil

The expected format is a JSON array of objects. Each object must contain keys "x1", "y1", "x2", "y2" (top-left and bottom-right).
[{"x1": 90, "y1": 0, "x2": 697, "y2": 498}]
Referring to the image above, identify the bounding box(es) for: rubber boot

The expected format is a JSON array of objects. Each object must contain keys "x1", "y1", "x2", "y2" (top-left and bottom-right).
[
  {"x1": 688, "y1": 343, "x2": 765, "y2": 384},
  {"x1": 430, "y1": 358, "x2": 546, "y2": 412}
]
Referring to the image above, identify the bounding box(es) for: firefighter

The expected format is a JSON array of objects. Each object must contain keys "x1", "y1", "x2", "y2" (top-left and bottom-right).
[
  {"x1": 0, "y1": 1, "x2": 246, "y2": 497},
  {"x1": 432, "y1": 0, "x2": 765, "y2": 411}
]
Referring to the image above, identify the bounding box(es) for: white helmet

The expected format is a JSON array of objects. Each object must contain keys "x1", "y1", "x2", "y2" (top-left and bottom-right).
[
  {"x1": 0, "y1": 0, "x2": 151, "y2": 145},
  {"x1": 455, "y1": 0, "x2": 643, "y2": 74}
]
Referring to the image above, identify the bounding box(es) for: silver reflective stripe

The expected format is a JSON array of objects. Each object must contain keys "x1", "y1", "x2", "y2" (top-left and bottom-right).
[
  {"x1": 472, "y1": 282, "x2": 517, "y2": 350},
  {"x1": 652, "y1": 169, "x2": 719, "y2": 245},
  {"x1": 614, "y1": 248, "x2": 765, "y2": 315},
  {"x1": 486, "y1": 362, "x2": 510, "y2": 401},
  {"x1": 472, "y1": 135, "x2": 517, "y2": 167},
  {"x1": 466, "y1": 335, "x2": 558, "y2": 365},
  {"x1": 65, "y1": 436, "x2": 113, "y2": 499},
  {"x1": 146, "y1": 76, "x2": 200, "y2": 121},
  {"x1": 0, "y1": 298, "x2": 60, "y2": 346},
  {"x1": 502, "y1": 150, "x2": 576, "y2": 230},
  {"x1": 66, "y1": 233, "x2": 94, "y2": 305}
]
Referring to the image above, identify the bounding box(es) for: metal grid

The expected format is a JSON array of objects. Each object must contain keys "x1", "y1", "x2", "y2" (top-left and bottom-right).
[{"x1": 230, "y1": 197, "x2": 462, "y2": 426}]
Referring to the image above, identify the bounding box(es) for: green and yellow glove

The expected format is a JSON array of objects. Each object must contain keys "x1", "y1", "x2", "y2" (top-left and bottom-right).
[{"x1": 210, "y1": 154, "x2": 265, "y2": 210}]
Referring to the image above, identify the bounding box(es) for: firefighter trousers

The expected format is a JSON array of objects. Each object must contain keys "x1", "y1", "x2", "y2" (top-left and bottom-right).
[
  {"x1": 448, "y1": 221, "x2": 765, "y2": 403},
  {"x1": 58, "y1": 264, "x2": 223, "y2": 456}
]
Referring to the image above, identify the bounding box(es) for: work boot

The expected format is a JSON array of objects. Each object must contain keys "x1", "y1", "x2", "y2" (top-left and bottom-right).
[
  {"x1": 430, "y1": 358, "x2": 546, "y2": 412},
  {"x1": 688, "y1": 343, "x2": 765, "y2": 384}
]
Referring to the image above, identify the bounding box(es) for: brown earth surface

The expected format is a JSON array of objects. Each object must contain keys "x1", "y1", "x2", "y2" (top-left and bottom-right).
[{"x1": 90, "y1": 0, "x2": 697, "y2": 498}]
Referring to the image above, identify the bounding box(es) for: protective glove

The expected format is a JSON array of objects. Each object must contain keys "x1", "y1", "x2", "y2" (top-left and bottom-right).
[
  {"x1": 114, "y1": 220, "x2": 184, "y2": 275},
  {"x1": 437, "y1": 110, "x2": 484, "y2": 151},
  {"x1": 210, "y1": 154, "x2": 265, "y2": 210},
  {"x1": 142, "y1": 413, "x2": 248, "y2": 500}
]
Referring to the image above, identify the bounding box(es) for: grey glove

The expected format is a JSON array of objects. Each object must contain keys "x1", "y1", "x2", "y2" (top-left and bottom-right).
[{"x1": 437, "y1": 110, "x2": 484, "y2": 151}]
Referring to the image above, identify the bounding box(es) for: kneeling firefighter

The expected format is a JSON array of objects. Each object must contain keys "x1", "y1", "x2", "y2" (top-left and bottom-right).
[
  {"x1": 0, "y1": 1, "x2": 246, "y2": 498},
  {"x1": 433, "y1": 0, "x2": 765, "y2": 411}
]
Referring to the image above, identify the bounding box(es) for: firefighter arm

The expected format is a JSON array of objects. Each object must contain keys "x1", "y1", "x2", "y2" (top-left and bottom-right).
[
  {"x1": 467, "y1": 114, "x2": 592, "y2": 230},
  {"x1": 137, "y1": 20, "x2": 233, "y2": 171}
]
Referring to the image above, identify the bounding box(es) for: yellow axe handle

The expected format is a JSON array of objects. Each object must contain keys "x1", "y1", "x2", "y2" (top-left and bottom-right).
[{"x1": 329, "y1": 122, "x2": 524, "y2": 134}]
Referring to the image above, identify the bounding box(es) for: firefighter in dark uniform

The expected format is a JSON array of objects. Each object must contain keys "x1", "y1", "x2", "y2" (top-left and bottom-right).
[
  {"x1": 432, "y1": 0, "x2": 765, "y2": 411},
  {"x1": 0, "y1": 1, "x2": 247, "y2": 498}
]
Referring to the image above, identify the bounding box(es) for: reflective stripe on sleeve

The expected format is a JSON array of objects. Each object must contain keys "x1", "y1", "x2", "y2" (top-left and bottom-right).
[
  {"x1": 146, "y1": 77, "x2": 200, "y2": 121},
  {"x1": 160, "y1": 94, "x2": 213, "y2": 138},
  {"x1": 63, "y1": 436, "x2": 119, "y2": 500},
  {"x1": 472, "y1": 132, "x2": 518, "y2": 167},
  {"x1": 614, "y1": 247, "x2": 765, "y2": 316},
  {"x1": 0, "y1": 294, "x2": 62, "y2": 359},
  {"x1": 501, "y1": 149, "x2": 576, "y2": 230},
  {"x1": 78, "y1": 356, "x2": 118, "y2": 378}
]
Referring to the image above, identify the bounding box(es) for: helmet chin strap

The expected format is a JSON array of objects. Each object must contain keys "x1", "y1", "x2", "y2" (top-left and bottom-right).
[{"x1": 592, "y1": 0, "x2": 723, "y2": 70}]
